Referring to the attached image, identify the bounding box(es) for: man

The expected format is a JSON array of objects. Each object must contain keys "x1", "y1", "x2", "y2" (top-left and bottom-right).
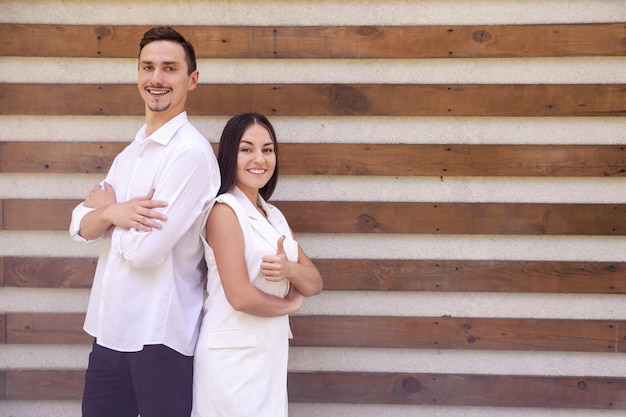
[{"x1": 69, "y1": 26, "x2": 220, "y2": 417}]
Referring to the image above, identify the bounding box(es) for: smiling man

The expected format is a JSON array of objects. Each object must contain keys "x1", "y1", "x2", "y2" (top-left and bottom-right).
[{"x1": 69, "y1": 27, "x2": 220, "y2": 417}]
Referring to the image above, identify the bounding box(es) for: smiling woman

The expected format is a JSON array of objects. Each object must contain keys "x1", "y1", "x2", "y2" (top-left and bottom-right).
[{"x1": 192, "y1": 113, "x2": 322, "y2": 417}]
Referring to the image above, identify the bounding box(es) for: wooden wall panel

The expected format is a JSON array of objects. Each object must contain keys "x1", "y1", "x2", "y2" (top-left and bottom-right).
[
  {"x1": 5, "y1": 257, "x2": 626, "y2": 294},
  {"x1": 287, "y1": 372, "x2": 626, "y2": 409},
  {"x1": 2, "y1": 24, "x2": 625, "y2": 59},
  {"x1": 7, "y1": 313, "x2": 626, "y2": 354},
  {"x1": 0, "y1": 370, "x2": 5, "y2": 401},
  {"x1": 2, "y1": 83, "x2": 626, "y2": 117},
  {"x1": 3, "y1": 257, "x2": 97, "y2": 289},
  {"x1": 314, "y1": 259, "x2": 626, "y2": 293},
  {"x1": 6, "y1": 314, "x2": 90, "y2": 345},
  {"x1": 3, "y1": 199, "x2": 625, "y2": 235},
  {"x1": 7, "y1": 369, "x2": 626, "y2": 409},
  {"x1": 0, "y1": 314, "x2": 5, "y2": 344},
  {"x1": 2, "y1": 142, "x2": 625, "y2": 177},
  {"x1": 5, "y1": 370, "x2": 84, "y2": 401},
  {"x1": 3, "y1": 17, "x2": 626, "y2": 414}
]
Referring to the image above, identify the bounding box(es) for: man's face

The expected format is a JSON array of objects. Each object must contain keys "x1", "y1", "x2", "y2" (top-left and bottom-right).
[{"x1": 137, "y1": 40, "x2": 198, "y2": 117}]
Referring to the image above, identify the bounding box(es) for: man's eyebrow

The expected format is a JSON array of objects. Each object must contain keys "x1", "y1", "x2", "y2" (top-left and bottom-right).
[{"x1": 140, "y1": 60, "x2": 181, "y2": 66}]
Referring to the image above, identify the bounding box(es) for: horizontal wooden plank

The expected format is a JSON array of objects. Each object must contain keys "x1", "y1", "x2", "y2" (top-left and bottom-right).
[
  {"x1": 7, "y1": 313, "x2": 625, "y2": 353},
  {"x1": 2, "y1": 23, "x2": 625, "y2": 58},
  {"x1": 288, "y1": 372, "x2": 626, "y2": 409},
  {"x1": 5, "y1": 257, "x2": 626, "y2": 294},
  {"x1": 273, "y1": 201, "x2": 626, "y2": 235},
  {"x1": 2, "y1": 200, "x2": 77, "y2": 232},
  {"x1": 315, "y1": 259, "x2": 626, "y2": 294},
  {"x1": 2, "y1": 83, "x2": 625, "y2": 117},
  {"x1": 5, "y1": 370, "x2": 84, "y2": 401},
  {"x1": 2, "y1": 142, "x2": 625, "y2": 177},
  {"x1": 5, "y1": 369, "x2": 625, "y2": 409},
  {"x1": 3, "y1": 199, "x2": 625, "y2": 235},
  {"x1": 6, "y1": 314, "x2": 90, "y2": 345},
  {"x1": 289, "y1": 316, "x2": 626, "y2": 353},
  {"x1": 0, "y1": 314, "x2": 5, "y2": 344},
  {"x1": 0, "y1": 370, "x2": 5, "y2": 401},
  {"x1": 3, "y1": 257, "x2": 97, "y2": 289}
]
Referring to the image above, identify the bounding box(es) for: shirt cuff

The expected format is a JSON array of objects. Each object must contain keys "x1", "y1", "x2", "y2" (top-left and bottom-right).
[{"x1": 69, "y1": 203, "x2": 101, "y2": 243}]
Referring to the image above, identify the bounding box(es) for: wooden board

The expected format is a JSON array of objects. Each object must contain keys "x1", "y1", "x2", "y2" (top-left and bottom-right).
[
  {"x1": 2, "y1": 142, "x2": 625, "y2": 177},
  {"x1": 2, "y1": 23, "x2": 625, "y2": 58},
  {"x1": 5, "y1": 257, "x2": 626, "y2": 294},
  {"x1": 2, "y1": 84, "x2": 625, "y2": 117}
]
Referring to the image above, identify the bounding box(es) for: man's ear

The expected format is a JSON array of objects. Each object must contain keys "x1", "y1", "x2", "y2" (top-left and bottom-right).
[{"x1": 188, "y1": 70, "x2": 199, "y2": 91}]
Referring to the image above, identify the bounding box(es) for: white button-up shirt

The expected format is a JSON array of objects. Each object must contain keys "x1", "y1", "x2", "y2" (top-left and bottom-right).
[{"x1": 70, "y1": 112, "x2": 220, "y2": 355}]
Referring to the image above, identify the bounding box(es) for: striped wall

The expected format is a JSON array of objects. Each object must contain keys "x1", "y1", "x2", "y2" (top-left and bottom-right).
[{"x1": 1, "y1": 1, "x2": 626, "y2": 416}]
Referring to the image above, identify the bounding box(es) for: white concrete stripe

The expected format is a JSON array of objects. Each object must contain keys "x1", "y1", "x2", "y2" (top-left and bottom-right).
[
  {"x1": 3, "y1": 0, "x2": 626, "y2": 25},
  {"x1": 2, "y1": 174, "x2": 626, "y2": 204},
  {"x1": 1, "y1": 344, "x2": 623, "y2": 377},
  {"x1": 2, "y1": 287, "x2": 625, "y2": 320},
  {"x1": 2, "y1": 401, "x2": 622, "y2": 417},
  {"x1": 295, "y1": 291, "x2": 626, "y2": 320},
  {"x1": 2, "y1": 116, "x2": 625, "y2": 145},
  {"x1": 1, "y1": 231, "x2": 625, "y2": 261},
  {"x1": 289, "y1": 404, "x2": 626, "y2": 417},
  {"x1": 289, "y1": 348, "x2": 626, "y2": 377},
  {"x1": 2, "y1": 57, "x2": 626, "y2": 84}
]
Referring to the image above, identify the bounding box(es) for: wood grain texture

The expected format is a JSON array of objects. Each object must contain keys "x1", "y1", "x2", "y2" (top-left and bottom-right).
[
  {"x1": 6, "y1": 313, "x2": 625, "y2": 353},
  {"x1": 2, "y1": 23, "x2": 625, "y2": 58},
  {"x1": 2, "y1": 84, "x2": 625, "y2": 116},
  {"x1": 273, "y1": 201, "x2": 626, "y2": 235},
  {"x1": 6, "y1": 314, "x2": 90, "y2": 345},
  {"x1": 288, "y1": 372, "x2": 626, "y2": 409},
  {"x1": 5, "y1": 369, "x2": 625, "y2": 409},
  {"x1": 2, "y1": 142, "x2": 625, "y2": 177},
  {"x1": 314, "y1": 259, "x2": 626, "y2": 293},
  {"x1": 0, "y1": 314, "x2": 5, "y2": 344},
  {"x1": 5, "y1": 257, "x2": 625, "y2": 294},
  {"x1": 3, "y1": 199, "x2": 625, "y2": 235},
  {"x1": 289, "y1": 316, "x2": 626, "y2": 353},
  {"x1": 5, "y1": 370, "x2": 84, "y2": 401},
  {"x1": 3, "y1": 257, "x2": 97, "y2": 289},
  {"x1": 0, "y1": 370, "x2": 5, "y2": 401}
]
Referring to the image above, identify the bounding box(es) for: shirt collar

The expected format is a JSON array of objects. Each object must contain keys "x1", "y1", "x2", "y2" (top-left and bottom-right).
[{"x1": 135, "y1": 112, "x2": 189, "y2": 146}]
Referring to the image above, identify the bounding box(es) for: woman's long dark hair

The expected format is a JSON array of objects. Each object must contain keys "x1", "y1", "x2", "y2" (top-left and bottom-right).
[{"x1": 216, "y1": 113, "x2": 279, "y2": 200}]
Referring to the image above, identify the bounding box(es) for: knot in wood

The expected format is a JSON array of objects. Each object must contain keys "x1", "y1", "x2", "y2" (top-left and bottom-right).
[
  {"x1": 358, "y1": 214, "x2": 378, "y2": 230},
  {"x1": 472, "y1": 30, "x2": 492, "y2": 43},
  {"x1": 577, "y1": 381, "x2": 587, "y2": 391},
  {"x1": 330, "y1": 85, "x2": 368, "y2": 115},
  {"x1": 94, "y1": 26, "x2": 112, "y2": 38},
  {"x1": 401, "y1": 377, "x2": 423, "y2": 393}
]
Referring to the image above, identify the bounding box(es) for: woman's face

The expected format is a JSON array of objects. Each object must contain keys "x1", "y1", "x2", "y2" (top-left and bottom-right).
[{"x1": 235, "y1": 123, "x2": 276, "y2": 195}]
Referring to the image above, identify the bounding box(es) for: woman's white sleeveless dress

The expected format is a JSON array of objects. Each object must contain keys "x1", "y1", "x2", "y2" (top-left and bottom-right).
[{"x1": 192, "y1": 187, "x2": 298, "y2": 417}]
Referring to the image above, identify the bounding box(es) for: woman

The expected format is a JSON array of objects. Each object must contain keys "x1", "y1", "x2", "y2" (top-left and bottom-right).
[{"x1": 192, "y1": 113, "x2": 323, "y2": 417}]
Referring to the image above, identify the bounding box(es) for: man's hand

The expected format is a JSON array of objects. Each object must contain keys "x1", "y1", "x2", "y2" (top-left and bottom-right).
[
  {"x1": 103, "y1": 188, "x2": 168, "y2": 232},
  {"x1": 85, "y1": 182, "x2": 116, "y2": 209}
]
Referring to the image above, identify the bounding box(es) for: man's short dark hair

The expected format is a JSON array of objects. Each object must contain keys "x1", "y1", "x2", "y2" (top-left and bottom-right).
[{"x1": 139, "y1": 26, "x2": 197, "y2": 74}]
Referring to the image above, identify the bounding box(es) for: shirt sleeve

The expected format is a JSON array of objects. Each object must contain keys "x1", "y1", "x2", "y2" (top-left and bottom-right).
[
  {"x1": 110, "y1": 143, "x2": 219, "y2": 268},
  {"x1": 68, "y1": 202, "x2": 101, "y2": 243}
]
